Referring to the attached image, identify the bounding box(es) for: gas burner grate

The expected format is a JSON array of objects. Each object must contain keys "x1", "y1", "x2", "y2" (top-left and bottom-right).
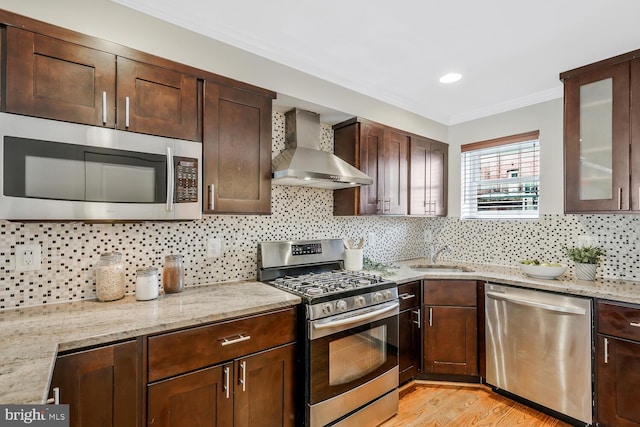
[{"x1": 272, "y1": 270, "x2": 385, "y2": 298}]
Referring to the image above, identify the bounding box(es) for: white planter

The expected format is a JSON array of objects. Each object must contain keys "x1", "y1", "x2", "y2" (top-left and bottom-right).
[{"x1": 575, "y1": 263, "x2": 597, "y2": 281}]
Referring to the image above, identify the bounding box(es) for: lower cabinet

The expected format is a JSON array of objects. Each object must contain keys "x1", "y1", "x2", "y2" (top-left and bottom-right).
[
  {"x1": 146, "y1": 307, "x2": 297, "y2": 427},
  {"x1": 147, "y1": 343, "x2": 295, "y2": 427},
  {"x1": 596, "y1": 300, "x2": 640, "y2": 426},
  {"x1": 49, "y1": 339, "x2": 141, "y2": 427},
  {"x1": 423, "y1": 280, "x2": 478, "y2": 377},
  {"x1": 398, "y1": 281, "x2": 421, "y2": 384}
]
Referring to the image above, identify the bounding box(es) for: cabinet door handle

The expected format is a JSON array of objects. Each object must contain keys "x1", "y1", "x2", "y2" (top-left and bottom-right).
[
  {"x1": 630, "y1": 322, "x2": 640, "y2": 328},
  {"x1": 428, "y1": 307, "x2": 433, "y2": 327},
  {"x1": 223, "y1": 366, "x2": 230, "y2": 399},
  {"x1": 125, "y1": 96, "x2": 130, "y2": 128},
  {"x1": 102, "y1": 91, "x2": 107, "y2": 124},
  {"x1": 412, "y1": 309, "x2": 421, "y2": 328},
  {"x1": 221, "y1": 334, "x2": 251, "y2": 346},
  {"x1": 46, "y1": 387, "x2": 60, "y2": 405},
  {"x1": 239, "y1": 361, "x2": 247, "y2": 392},
  {"x1": 618, "y1": 187, "x2": 623, "y2": 210},
  {"x1": 208, "y1": 184, "x2": 215, "y2": 211},
  {"x1": 384, "y1": 199, "x2": 391, "y2": 212},
  {"x1": 604, "y1": 337, "x2": 609, "y2": 364}
]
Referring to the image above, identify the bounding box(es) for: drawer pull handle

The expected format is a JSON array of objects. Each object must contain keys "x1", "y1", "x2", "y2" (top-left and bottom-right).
[
  {"x1": 630, "y1": 322, "x2": 640, "y2": 328},
  {"x1": 221, "y1": 334, "x2": 251, "y2": 346},
  {"x1": 399, "y1": 293, "x2": 416, "y2": 300}
]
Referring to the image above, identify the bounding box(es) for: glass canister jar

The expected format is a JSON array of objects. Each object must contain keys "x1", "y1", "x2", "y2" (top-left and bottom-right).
[
  {"x1": 163, "y1": 254, "x2": 184, "y2": 294},
  {"x1": 136, "y1": 267, "x2": 159, "y2": 301},
  {"x1": 95, "y1": 252, "x2": 125, "y2": 302}
]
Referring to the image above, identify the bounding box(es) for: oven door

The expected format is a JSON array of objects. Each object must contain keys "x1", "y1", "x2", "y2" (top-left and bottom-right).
[{"x1": 308, "y1": 300, "x2": 399, "y2": 405}]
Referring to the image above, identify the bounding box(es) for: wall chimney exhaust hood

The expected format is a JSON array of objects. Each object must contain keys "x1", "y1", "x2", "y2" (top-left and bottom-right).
[{"x1": 272, "y1": 109, "x2": 373, "y2": 189}]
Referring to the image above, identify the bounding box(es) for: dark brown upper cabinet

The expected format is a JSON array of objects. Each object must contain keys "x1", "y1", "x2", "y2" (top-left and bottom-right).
[
  {"x1": 333, "y1": 118, "x2": 411, "y2": 215},
  {"x1": 562, "y1": 49, "x2": 640, "y2": 213},
  {"x1": 5, "y1": 26, "x2": 117, "y2": 128},
  {"x1": 4, "y1": 24, "x2": 199, "y2": 141},
  {"x1": 116, "y1": 58, "x2": 198, "y2": 141},
  {"x1": 202, "y1": 82, "x2": 273, "y2": 214},
  {"x1": 409, "y1": 136, "x2": 448, "y2": 216}
]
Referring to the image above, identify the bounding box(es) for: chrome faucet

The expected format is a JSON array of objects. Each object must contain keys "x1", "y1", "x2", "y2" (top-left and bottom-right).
[{"x1": 429, "y1": 243, "x2": 450, "y2": 264}]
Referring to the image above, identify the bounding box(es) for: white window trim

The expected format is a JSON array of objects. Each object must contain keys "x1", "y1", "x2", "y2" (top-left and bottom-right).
[{"x1": 461, "y1": 131, "x2": 540, "y2": 220}]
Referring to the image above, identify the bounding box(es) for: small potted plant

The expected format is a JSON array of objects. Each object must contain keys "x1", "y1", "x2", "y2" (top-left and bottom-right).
[{"x1": 565, "y1": 245, "x2": 605, "y2": 281}]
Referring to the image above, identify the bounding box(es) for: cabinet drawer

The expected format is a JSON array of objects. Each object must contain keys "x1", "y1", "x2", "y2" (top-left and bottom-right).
[
  {"x1": 597, "y1": 301, "x2": 640, "y2": 341},
  {"x1": 424, "y1": 280, "x2": 477, "y2": 307},
  {"x1": 148, "y1": 308, "x2": 296, "y2": 382},
  {"x1": 398, "y1": 281, "x2": 420, "y2": 310}
]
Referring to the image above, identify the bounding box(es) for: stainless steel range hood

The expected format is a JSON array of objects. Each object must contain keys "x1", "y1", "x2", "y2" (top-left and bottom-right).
[{"x1": 272, "y1": 109, "x2": 373, "y2": 189}]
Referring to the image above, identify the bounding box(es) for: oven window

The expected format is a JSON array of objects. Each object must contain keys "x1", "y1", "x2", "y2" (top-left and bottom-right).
[
  {"x1": 309, "y1": 307, "x2": 398, "y2": 405},
  {"x1": 329, "y1": 324, "x2": 387, "y2": 385}
]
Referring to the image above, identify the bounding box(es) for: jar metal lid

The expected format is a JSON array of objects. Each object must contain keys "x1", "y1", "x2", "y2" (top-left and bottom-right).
[
  {"x1": 100, "y1": 251, "x2": 122, "y2": 258},
  {"x1": 137, "y1": 267, "x2": 158, "y2": 276},
  {"x1": 165, "y1": 254, "x2": 183, "y2": 260}
]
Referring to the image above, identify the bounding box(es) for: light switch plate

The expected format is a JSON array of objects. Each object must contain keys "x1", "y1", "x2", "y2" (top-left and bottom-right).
[{"x1": 15, "y1": 244, "x2": 42, "y2": 271}]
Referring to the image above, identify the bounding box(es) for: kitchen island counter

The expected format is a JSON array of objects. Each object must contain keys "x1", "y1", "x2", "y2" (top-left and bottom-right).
[
  {"x1": 0, "y1": 281, "x2": 300, "y2": 405},
  {"x1": 388, "y1": 259, "x2": 640, "y2": 305}
]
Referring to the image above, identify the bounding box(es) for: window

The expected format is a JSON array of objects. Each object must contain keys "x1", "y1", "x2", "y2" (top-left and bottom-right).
[{"x1": 461, "y1": 130, "x2": 539, "y2": 219}]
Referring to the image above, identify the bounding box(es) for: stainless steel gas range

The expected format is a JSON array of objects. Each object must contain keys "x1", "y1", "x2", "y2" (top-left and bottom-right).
[{"x1": 258, "y1": 239, "x2": 399, "y2": 427}]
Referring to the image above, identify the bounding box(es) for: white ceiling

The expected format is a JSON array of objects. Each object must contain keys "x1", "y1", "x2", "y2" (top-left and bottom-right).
[{"x1": 113, "y1": 0, "x2": 640, "y2": 125}]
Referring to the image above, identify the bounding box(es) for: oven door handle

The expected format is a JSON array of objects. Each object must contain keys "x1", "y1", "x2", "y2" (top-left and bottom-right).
[{"x1": 313, "y1": 302, "x2": 399, "y2": 330}]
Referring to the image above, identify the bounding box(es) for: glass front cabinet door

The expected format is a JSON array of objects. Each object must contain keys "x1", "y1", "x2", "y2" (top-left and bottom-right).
[{"x1": 563, "y1": 61, "x2": 631, "y2": 212}]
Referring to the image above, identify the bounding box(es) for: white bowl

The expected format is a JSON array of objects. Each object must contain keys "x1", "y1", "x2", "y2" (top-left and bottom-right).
[{"x1": 519, "y1": 263, "x2": 567, "y2": 279}]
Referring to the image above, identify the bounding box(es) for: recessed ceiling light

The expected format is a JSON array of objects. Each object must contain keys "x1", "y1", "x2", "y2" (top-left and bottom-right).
[{"x1": 439, "y1": 73, "x2": 462, "y2": 84}]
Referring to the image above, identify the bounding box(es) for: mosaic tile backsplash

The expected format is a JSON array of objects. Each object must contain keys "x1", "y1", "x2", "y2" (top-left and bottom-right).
[{"x1": 0, "y1": 112, "x2": 639, "y2": 309}]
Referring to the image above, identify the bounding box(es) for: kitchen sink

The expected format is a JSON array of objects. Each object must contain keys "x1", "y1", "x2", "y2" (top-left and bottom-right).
[{"x1": 408, "y1": 264, "x2": 473, "y2": 273}]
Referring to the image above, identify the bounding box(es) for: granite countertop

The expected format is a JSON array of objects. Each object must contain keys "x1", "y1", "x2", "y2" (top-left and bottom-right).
[
  {"x1": 3, "y1": 261, "x2": 640, "y2": 406},
  {"x1": 385, "y1": 258, "x2": 640, "y2": 305},
  {"x1": 0, "y1": 281, "x2": 301, "y2": 405}
]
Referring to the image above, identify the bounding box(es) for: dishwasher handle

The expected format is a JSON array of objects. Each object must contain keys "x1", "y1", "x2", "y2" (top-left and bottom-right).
[{"x1": 486, "y1": 291, "x2": 587, "y2": 315}]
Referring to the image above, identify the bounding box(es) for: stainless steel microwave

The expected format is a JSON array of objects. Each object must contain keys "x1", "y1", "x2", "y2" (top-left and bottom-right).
[{"x1": 0, "y1": 113, "x2": 201, "y2": 221}]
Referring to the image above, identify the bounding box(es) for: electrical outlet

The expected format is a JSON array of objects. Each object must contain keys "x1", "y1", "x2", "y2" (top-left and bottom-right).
[
  {"x1": 206, "y1": 238, "x2": 222, "y2": 258},
  {"x1": 424, "y1": 229, "x2": 433, "y2": 242},
  {"x1": 367, "y1": 232, "x2": 376, "y2": 247},
  {"x1": 15, "y1": 244, "x2": 41, "y2": 271}
]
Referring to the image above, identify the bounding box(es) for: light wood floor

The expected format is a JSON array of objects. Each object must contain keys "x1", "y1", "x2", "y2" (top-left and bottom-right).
[{"x1": 379, "y1": 381, "x2": 573, "y2": 427}]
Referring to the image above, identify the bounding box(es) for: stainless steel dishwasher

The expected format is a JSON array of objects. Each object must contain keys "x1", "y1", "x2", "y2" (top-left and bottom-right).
[{"x1": 485, "y1": 283, "x2": 592, "y2": 424}]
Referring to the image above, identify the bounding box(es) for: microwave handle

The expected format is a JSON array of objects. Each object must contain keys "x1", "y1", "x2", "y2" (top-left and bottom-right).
[{"x1": 166, "y1": 146, "x2": 174, "y2": 212}]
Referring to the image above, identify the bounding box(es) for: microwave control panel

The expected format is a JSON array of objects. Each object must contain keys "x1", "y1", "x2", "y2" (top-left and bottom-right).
[{"x1": 175, "y1": 158, "x2": 198, "y2": 203}]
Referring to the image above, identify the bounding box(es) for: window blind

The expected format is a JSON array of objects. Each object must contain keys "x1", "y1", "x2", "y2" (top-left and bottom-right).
[{"x1": 461, "y1": 131, "x2": 540, "y2": 219}]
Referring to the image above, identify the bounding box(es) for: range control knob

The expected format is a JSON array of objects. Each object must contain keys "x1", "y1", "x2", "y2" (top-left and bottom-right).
[
  {"x1": 354, "y1": 296, "x2": 366, "y2": 307},
  {"x1": 373, "y1": 292, "x2": 384, "y2": 303},
  {"x1": 336, "y1": 300, "x2": 348, "y2": 312},
  {"x1": 322, "y1": 303, "x2": 333, "y2": 315}
]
